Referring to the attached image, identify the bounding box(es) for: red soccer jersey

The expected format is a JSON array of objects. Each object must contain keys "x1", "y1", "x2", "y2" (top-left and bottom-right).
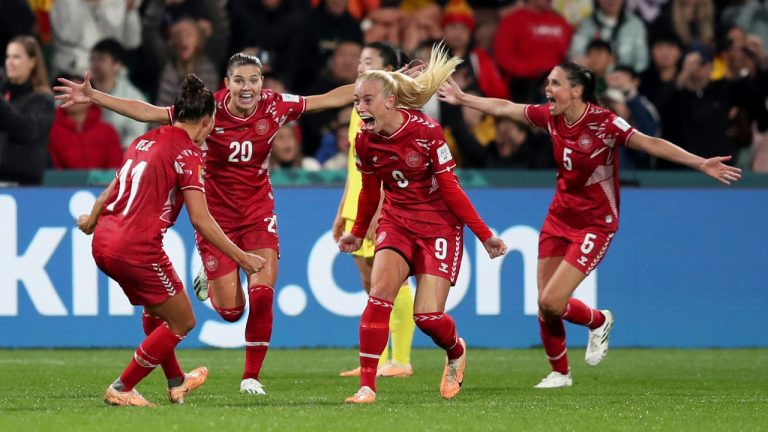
[
  {"x1": 169, "y1": 89, "x2": 306, "y2": 230},
  {"x1": 93, "y1": 126, "x2": 206, "y2": 264},
  {"x1": 355, "y1": 109, "x2": 461, "y2": 232},
  {"x1": 524, "y1": 103, "x2": 637, "y2": 231}
]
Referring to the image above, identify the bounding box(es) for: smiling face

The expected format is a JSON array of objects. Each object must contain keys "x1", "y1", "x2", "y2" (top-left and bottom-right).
[
  {"x1": 354, "y1": 78, "x2": 397, "y2": 135},
  {"x1": 225, "y1": 64, "x2": 263, "y2": 116},
  {"x1": 544, "y1": 66, "x2": 581, "y2": 115}
]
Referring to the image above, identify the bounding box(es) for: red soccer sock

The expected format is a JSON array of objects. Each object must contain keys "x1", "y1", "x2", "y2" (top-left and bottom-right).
[
  {"x1": 561, "y1": 298, "x2": 605, "y2": 330},
  {"x1": 243, "y1": 285, "x2": 274, "y2": 380},
  {"x1": 119, "y1": 323, "x2": 184, "y2": 391},
  {"x1": 359, "y1": 296, "x2": 393, "y2": 392},
  {"x1": 538, "y1": 315, "x2": 569, "y2": 374},
  {"x1": 142, "y1": 312, "x2": 184, "y2": 381},
  {"x1": 414, "y1": 312, "x2": 464, "y2": 360}
]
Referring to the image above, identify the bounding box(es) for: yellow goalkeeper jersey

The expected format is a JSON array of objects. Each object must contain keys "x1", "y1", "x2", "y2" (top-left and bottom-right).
[{"x1": 341, "y1": 109, "x2": 364, "y2": 220}]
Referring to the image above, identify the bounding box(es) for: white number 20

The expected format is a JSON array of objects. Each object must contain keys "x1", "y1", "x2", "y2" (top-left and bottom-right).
[{"x1": 229, "y1": 140, "x2": 253, "y2": 162}]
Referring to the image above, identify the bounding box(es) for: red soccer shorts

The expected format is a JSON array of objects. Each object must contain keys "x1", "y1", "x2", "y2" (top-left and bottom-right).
[
  {"x1": 375, "y1": 218, "x2": 464, "y2": 285},
  {"x1": 93, "y1": 250, "x2": 182, "y2": 306},
  {"x1": 538, "y1": 215, "x2": 615, "y2": 276},
  {"x1": 196, "y1": 214, "x2": 279, "y2": 280}
]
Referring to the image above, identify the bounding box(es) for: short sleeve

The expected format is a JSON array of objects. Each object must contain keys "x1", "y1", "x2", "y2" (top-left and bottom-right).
[
  {"x1": 605, "y1": 112, "x2": 637, "y2": 147},
  {"x1": 276, "y1": 93, "x2": 307, "y2": 124},
  {"x1": 165, "y1": 106, "x2": 175, "y2": 125},
  {"x1": 523, "y1": 104, "x2": 549, "y2": 129},
  {"x1": 428, "y1": 128, "x2": 457, "y2": 174},
  {"x1": 175, "y1": 148, "x2": 205, "y2": 192}
]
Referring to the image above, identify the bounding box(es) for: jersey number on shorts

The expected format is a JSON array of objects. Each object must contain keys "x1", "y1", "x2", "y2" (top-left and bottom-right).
[
  {"x1": 435, "y1": 237, "x2": 448, "y2": 259},
  {"x1": 229, "y1": 140, "x2": 253, "y2": 162},
  {"x1": 106, "y1": 159, "x2": 148, "y2": 215},
  {"x1": 581, "y1": 233, "x2": 597, "y2": 254},
  {"x1": 392, "y1": 170, "x2": 409, "y2": 188},
  {"x1": 264, "y1": 215, "x2": 277, "y2": 233}
]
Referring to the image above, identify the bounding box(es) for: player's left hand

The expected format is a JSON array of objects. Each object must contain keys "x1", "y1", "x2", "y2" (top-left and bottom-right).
[
  {"x1": 77, "y1": 214, "x2": 96, "y2": 235},
  {"x1": 701, "y1": 156, "x2": 742, "y2": 185},
  {"x1": 483, "y1": 236, "x2": 507, "y2": 259},
  {"x1": 338, "y1": 233, "x2": 363, "y2": 254}
]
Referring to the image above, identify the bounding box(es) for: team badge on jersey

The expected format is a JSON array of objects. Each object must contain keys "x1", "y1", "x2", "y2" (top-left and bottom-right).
[
  {"x1": 256, "y1": 119, "x2": 270, "y2": 135},
  {"x1": 436, "y1": 143, "x2": 453, "y2": 165},
  {"x1": 405, "y1": 151, "x2": 423, "y2": 168},
  {"x1": 578, "y1": 133, "x2": 593, "y2": 150}
]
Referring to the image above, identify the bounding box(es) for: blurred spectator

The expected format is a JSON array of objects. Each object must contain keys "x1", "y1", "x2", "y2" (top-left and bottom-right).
[
  {"x1": 262, "y1": 72, "x2": 288, "y2": 93},
  {"x1": 89, "y1": 39, "x2": 148, "y2": 149},
  {"x1": 228, "y1": 0, "x2": 308, "y2": 90},
  {"x1": 0, "y1": 36, "x2": 54, "y2": 185},
  {"x1": 363, "y1": 5, "x2": 404, "y2": 46},
  {"x1": 639, "y1": 31, "x2": 682, "y2": 105},
  {"x1": 569, "y1": 0, "x2": 650, "y2": 73},
  {"x1": 0, "y1": 0, "x2": 36, "y2": 56},
  {"x1": 650, "y1": 0, "x2": 716, "y2": 50},
  {"x1": 734, "y1": 1, "x2": 768, "y2": 56},
  {"x1": 297, "y1": 0, "x2": 364, "y2": 94},
  {"x1": 442, "y1": 90, "x2": 497, "y2": 167},
  {"x1": 411, "y1": 39, "x2": 441, "y2": 120},
  {"x1": 626, "y1": 0, "x2": 670, "y2": 24},
  {"x1": 441, "y1": 101, "x2": 553, "y2": 169},
  {"x1": 494, "y1": 0, "x2": 572, "y2": 103},
  {"x1": 48, "y1": 75, "x2": 122, "y2": 170},
  {"x1": 553, "y1": 0, "x2": 593, "y2": 26},
  {"x1": 585, "y1": 39, "x2": 616, "y2": 95},
  {"x1": 50, "y1": 0, "x2": 142, "y2": 76},
  {"x1": 400, "y1": 1, "x2": 444, "y2": 53},
  {"x1": 301, "y1": 40, "x2": 362, "y2": 156},
  {"x1": 441, "y1": 0, "x2": 509, "y2": 99},
  {"x1": 319, "y1": 105, "x2": 354, "y2": 169},
  {"x1": 270, "y1": 124, "x2": 321, "y2": 170},
  {"x1": 604, "y1": 65, "x2": 661, "y2": 168}
]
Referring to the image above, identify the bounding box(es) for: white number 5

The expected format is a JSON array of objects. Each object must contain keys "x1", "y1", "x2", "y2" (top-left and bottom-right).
[
  {"x1": 563, "y1": 147, "x2": 573, "y2": 171},
  {"x1": 580, "y1": 233, "x2": 597, "y2": 254}
]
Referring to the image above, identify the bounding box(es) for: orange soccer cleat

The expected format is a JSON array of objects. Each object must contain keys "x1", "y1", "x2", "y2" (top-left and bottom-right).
[
  {"x1": 339, "y1": 366, "x2": 361, "y2": 377},
  {"x1": 377, "y1": 362, "x2": 414, "y2": 378},
  {"x1": 344, "y1": 386, "x2": 376, "y2": 404},
  {"x1": 104, "y1": 385, "x2": 155, "y2": 407},
  {"x1": 440, "y1": 338, "x2": 466, "y2": 400},
  {"x1": 168, "y1": 366, "x2": 209, "y2": 404}
]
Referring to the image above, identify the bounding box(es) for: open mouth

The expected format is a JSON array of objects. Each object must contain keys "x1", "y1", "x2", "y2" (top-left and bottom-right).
[
  {"x1": 359, "y1": 115, "x2": 375, "y2": 130},
  {"x1": 238, "y1": 93, "x2": 255, "y2": 105},
  {"x1": 546, "y1": 96, "x2": 557, "y2": 110}
]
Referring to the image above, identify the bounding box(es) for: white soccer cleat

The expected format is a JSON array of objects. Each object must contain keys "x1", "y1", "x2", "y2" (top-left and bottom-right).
[
  {"x1": 240, "y1": 378, "x2": 266, "y2": 395},
  {"x1": 193, "y1": 267, "x2": 209, "y2": 301},
  {"x1": 534, "y1": 371, "x2": 573, "y2": 389},
  {"x1": 585, "y1": 310, "x2": 614, "y2": 366},
  {"x1": 344, "y1": 386, "x2": 376, "y2": 404}
]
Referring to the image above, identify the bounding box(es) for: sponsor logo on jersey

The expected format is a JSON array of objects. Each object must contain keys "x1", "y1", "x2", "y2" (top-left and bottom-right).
[
  {"x1": 376, "y1": 231, "x2": 387, "y2": 245},
  {"x1": 436, "y1": 143, "x2": 453, "y2": 165},
  {"x1": 612, "y1": 117, "x2": 631, "y2": 131},
  {"x1": 405, "y1": 151, "x2": 423, "y2": 168},
  {"x1": 439, "y1": 262, "x2": 449, "y2": 273},
  {"x1": 198, "y1": 165, "x2": 205, "y2": 184},
  {"x1": 256, "y1": 119, "x2": 270, "y2": 135},
  {"x1": 578, "y1": 133, "x2": 592, "y2": 150},
  {"x1": 214, "y1": 127, "x2": 225, "y2": 134}
]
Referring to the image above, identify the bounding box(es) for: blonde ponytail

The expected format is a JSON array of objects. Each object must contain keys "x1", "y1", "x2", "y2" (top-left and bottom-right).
[{"x1": 356, "y1": 42, "x2": 462, "y2": 110}]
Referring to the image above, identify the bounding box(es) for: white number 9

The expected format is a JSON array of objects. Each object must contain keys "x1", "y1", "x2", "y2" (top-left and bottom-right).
[{"x1": 392, "y1": 170, "x2": 409, "y2": 188}]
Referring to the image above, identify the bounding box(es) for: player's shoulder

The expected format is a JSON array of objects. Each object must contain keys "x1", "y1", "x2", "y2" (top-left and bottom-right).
[{"x1": 261, "y1": 89, "x2": 302, "y2": 105}]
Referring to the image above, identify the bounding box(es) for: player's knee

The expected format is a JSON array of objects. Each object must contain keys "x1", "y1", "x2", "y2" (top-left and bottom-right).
[
  {"x1": 170, "y1": 316, "x2": 196, "y2": 336},
  {"x1": 217, "y1": 304, "x2": 245, "y2": 322},
  {"x1": 538, "y1": 295, "x2": 566, "y2": 319}
]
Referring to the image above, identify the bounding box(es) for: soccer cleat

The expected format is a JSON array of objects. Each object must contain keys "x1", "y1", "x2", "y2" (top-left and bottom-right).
[
  {"x1": 339, "y1": 366, "x2": 361, "y2": 377},
  {"x1": 534, "y1": 371, "x2": 573, "y2": 389},
  {"x1": 585, "y1": 310, "x2": 614, "y2": 366},
  {"x1": 240, "y1": 378, "x2": 266, "y2": 395},
  {"x1": 344, "y1": 386, "x2": 376, "y2": 404},
  {"x1": 440, "y1": 338, "x2": 466, "y2": 400},
  {"x1": 377, "y1": 362, "x2": 413, "y2": 378},
  {"x1": 168, "y1": 366, "x2": 208, "y2": 404},
  {"x1": 104, "y1": 385, "x2": 155, "y2": 407},
  {"x1": 193, "y1": 267, "x2": 209, "y2": 301}
]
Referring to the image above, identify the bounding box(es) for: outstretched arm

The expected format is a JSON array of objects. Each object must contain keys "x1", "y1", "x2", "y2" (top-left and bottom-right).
[
  {"x1": 54, "y1": 72, "x2": 169, "y2": 124},
  {"x1": 627, "y1": 132, "x2": 742, "y2": 185},
  {"x1": 439, "y1": 77, "x2": 526, "y2": 123},
  {"x1": 305, "y1": 84, "x2": 355, "y2": 113}
]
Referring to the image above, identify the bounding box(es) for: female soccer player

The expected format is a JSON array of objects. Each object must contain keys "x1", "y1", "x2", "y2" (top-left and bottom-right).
[
  {"x1": 338, "y1": 44, "x2": 508, "y2": 404},
  {"x1": 57, "y1": 53, "x2": 353, "y2": 395},
  {"x1": 439, "y1": 61, "x2": 742, "y2": 388},
  {"x1": 77, "y1": 74, "x2": 265, "y2": 406},
  {"x1": 333, "y1": 42, "x2": 417, "y2": 379}
]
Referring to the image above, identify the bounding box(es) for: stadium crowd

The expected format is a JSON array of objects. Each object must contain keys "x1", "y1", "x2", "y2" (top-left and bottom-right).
[{"x1": 1, "y1": 0, "x2": 768, "y2": 185}]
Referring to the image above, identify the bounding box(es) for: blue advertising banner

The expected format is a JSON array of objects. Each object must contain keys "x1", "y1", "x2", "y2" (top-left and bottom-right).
[{"x1": 0, "y1": 187, "x2": 765, "y2": 348}]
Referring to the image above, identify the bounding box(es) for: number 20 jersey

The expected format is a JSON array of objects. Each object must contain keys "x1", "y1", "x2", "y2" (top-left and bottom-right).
[
  {"x1": 196, "y1": 89, "x2": 306, "y2": 230},
  {"x1": 524, "y1": 103, "x2": 636, "y2": 232}
]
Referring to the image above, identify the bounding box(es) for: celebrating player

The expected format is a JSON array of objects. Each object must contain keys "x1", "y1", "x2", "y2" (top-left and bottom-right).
[
  {"x1": 56, "y1": 52, "x2": 353, "y2": 395},
  {"x1": 77, "y1": 75, "x2": 265, "y2": 406},
  {"x1": 333, "y1": 42, "x2": 417, "y2": 379},
  {"x1": 439, "y1": 61, "x2": 742, "y2": 388},
  {"x1": 338, "y1": 44, "x2": 507, "y2": 404}
]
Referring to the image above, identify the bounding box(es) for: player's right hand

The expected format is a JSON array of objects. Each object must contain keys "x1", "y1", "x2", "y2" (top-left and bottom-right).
[
  {"x1": 240, "y1": 252, "x2": 267, "y2": 275},
  {"x1": 483, "y1": 236, "x2": 507, "y2": 259},
  {"x1": 53, "y1": 71, "x2": 94, "y2": 108},
  {"x1": 338, "y1": 233, "x2": 363, "y2": 254},
  {"x1": 77, "y1": 214, "x2": 96, "y2": 235},
  {"x1": 438, "y1": 77, "x2": 464, "y2": 106}
]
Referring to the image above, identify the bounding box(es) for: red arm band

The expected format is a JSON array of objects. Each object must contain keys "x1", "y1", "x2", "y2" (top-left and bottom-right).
[
  {"x1": 435, "y1": 171, "x2": 493, "y2": 243},
  {"x1": 351, "y1": 172, "x2": 381, "y2": 238}
]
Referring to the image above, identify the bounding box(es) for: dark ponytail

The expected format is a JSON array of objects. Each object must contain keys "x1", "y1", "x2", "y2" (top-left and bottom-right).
[
  {"x1": 174, "y1": 74, "x2": 215, "y2": 123},
  {"x1": 558, "y1": 61, "x2": 599, "y2": 104}
]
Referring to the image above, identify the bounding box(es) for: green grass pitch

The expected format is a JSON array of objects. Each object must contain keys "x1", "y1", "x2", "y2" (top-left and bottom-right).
[{"x1": 1, "y1": 348, "x2": 766, "y2": 431}]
